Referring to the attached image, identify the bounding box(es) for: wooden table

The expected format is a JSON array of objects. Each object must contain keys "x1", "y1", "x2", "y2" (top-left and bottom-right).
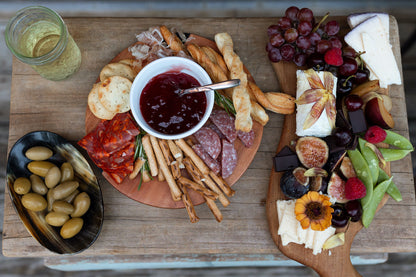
[{"x1": 3, "y1": 17, "x2": 415, "y2": 270}]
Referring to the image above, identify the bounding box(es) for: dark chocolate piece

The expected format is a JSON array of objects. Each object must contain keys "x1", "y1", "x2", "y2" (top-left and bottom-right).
[
  {"x1": 348, "y1": 109, "x2": 368, "y2": 134},
  {"x1": 324, "y1": 136, "x2": 346, "y2": 154},
  {"x1": 276, "y1": 145, "x2": 295, "y2": 157},
  {"x1": 336, "y1": 109, "x2": 352, "y2": 131},
  {"x1": 273, "y1": 147, "x2": 300, "y2": 172}
]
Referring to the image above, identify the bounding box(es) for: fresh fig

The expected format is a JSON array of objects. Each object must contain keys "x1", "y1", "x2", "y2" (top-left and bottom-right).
[
  {"x1": 295, "y1": 137, "x2": 329, "y2": 169},
  {"x1": 310, "y1": 176, "x2": 328, "y2": 194},
  {"x1": 280, "y1": 167, "x2": 310, "y2": 199},
  {"x1": 327, "y1": 172, "x2": 348, "y2": 203},
  {"x1": 340, "y1": 156, "x2": 356, "y2": 179},
  {"x1": 325, "y1": 150, "x2": 346, "y2": 173}
]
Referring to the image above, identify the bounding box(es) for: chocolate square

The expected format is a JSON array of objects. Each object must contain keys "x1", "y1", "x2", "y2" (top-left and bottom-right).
[
  {"x1": 273, "y1": 146, "x2": 300, "y2": 172},
  {"x1": 348, "y1": 109, "x2": 368, "y2": 134}
]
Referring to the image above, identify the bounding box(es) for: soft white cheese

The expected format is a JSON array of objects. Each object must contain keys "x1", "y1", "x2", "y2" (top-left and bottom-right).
[
  {"x1": 296, "y1": 70, "x2": 337, "y2": 137},
  {"x1": 344, "y1": 15, "x2": 401, "y2": 88},
  {"x1": 347, "y1": 13, "x2": 390, "y2": 42}
]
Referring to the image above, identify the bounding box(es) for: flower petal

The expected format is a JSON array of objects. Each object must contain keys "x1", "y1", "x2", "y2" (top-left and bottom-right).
[
  {"x1": 324, "y1": 71, "x2": 335, "y2": 92},
  {"x1": 300, "y1": 217, "x2": 311, "y2": 229},
  {"x1": 295, "y1": 89, "x2": 325, "y2": 105},
  {"x1": 303, "y1": 96, "x2": 327, "y2": 130},
  {"x1": 311, "y1": 220, "x2": 322, "y2": 231},
  {"x1": 305, "y1": 69, "x2": 325, "y2": 89},
  {"x1": 325, "y1": 94, "x2": 336, "y2": 129}
]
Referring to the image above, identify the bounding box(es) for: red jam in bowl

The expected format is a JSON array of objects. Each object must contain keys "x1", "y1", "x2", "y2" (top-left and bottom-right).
[{"x1": 140, "y1": 71, "x2": 207, "y2": 135}]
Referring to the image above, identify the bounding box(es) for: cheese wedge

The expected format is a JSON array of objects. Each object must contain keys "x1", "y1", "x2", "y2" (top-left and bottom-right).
[
  {"x1": 344, "y1": 15, "x2": 401, "y2": 88},
  {"x1": 347, "y1": 13, "x2": 390, "y2": 42}
]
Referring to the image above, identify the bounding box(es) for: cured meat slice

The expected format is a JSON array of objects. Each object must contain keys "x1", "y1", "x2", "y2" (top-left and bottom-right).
[
  {"x1": 206, "y1": 122, "x2": 226, "y2": 140},
  {"x1": 209, "y1": 109, "x2": 237, "y2": 143},
  {"x1": 221, "y1": 139, "x2": 238, "y2": 178},
  {"x1": 192, "y1": 144, "x2": 221, "y2": 175},
  {"x1": 193, "y1": 127, "x2": 221, "y2": 159},
  {"x1": 237, "y1": 129, "x2": 255, "y2": 148}
]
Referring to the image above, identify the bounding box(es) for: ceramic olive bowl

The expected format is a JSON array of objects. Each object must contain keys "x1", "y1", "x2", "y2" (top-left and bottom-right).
[{"x1": 6, "y1": 131, "x2": 104, "y2": 254}]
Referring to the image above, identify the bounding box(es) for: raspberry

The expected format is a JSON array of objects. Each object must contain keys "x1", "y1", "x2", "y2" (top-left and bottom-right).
[
  {"x1": 345, "y1": 177, "x2": 366, "y2": 200},
  {"x1": 365, "y1": 125, "x2": 387, "y2": 144},
  {"x1": 324, "y1": 48, "x2": 343, "y2": 66}
]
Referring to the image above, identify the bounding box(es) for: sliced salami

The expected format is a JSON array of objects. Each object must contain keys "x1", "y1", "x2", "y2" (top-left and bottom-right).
[
  {"x1": 209, "y1": 109, "x2": 237, "y2": 143},
  {"x1": 192, "y1": 144, "x2": 221, "y2": 175},
  {"x1": 193, "y1": 127, "x2": 221, "y2": 159},
  {"x1": 237, "y1": 129, "x2": 255, "y2": 148},
  {"x1": 206, "y1": 122, "x2": 226, "y2": 140},
  {"x1": 221, "y1": 139, "x2": 237, "y2": 178}
]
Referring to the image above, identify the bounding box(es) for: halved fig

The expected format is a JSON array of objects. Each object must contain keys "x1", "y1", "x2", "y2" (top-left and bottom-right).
[
  {"x1": 296, "y1": 137, "x2": 329, "y2": 168},
  {"x1": 325, "y1": 150, "x2": 346, "y2": 173},
  {"x1": 280, "y1": 167, "x2": 310, "y2": 199},
  {"x1": 310, "y1": 176, "x2": 328, "y2": 194},
  {"x1": 340, "y1": 156, "x2": 357, "y2": 179},
  {"x1": 327, "y1": 172, "x2": 348, "y2": 203}
]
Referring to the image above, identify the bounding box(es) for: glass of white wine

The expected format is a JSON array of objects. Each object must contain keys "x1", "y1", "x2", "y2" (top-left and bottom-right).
[{"x1": 5, "y1": 6, "x2": 81, "y2": 81}]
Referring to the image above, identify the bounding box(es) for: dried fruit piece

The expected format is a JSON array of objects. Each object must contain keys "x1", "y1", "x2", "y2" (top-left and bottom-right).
[
  {"x1": 340, "y1": 157, "x2": 356, "y2": 179},
  {"x1": 280, "y1": 168, "x2": 310, "y2": 199},
  {"x1": 327, "y1": 172, "x2": 348, "y2": 203},
  {"x1": 323, "y1": 232, "x2": 345, "y2": 250},
  {"x1": 296, "y1": 137, "x2": 329, "y2": 168}
]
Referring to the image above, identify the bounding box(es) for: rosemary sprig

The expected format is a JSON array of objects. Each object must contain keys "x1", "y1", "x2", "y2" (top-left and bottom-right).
[
  {"x1": 214, "y1": 90, "x2": 236, "y2": 116},
  {"x1": 134, "y1": 130, "x2": 152, "y2": 190}
]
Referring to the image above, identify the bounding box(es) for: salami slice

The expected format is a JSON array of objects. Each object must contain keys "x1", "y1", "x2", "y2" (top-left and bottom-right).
[
  {"x1": 221, "y1": 139, "x2": 237, "y2": 178},
  {"x1": 206, "y1": 122, "x2": 226, "y2": 140},
  {"x1": 209, "y1": 109, "x2": 237, "y2": 143},
  {"x1": 237, "y1": 129, "x2": 255, "y2": 148},
  {"x1": 193, "y1": 127, "x2": 221, "y2": 159},
  {"x1": 192, "y1": 144, "x2": 221, "y2": 175}
]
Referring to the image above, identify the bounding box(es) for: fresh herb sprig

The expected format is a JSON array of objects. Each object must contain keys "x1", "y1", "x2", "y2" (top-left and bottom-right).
[
  {"x1": 214, "y1": 90, "x2": 236, "y2": 116},
  {"x1": 134, "y1": 130, "x2": 152, "y2": 190}
]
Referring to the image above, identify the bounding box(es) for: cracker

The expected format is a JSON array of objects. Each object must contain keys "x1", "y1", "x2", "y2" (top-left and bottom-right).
[
  {"x1": 98, "y1": 76, "x2": 132, "y2": 113},
  {"x1": 99, "y1": 62, "x2": 136, "y2": 82},
  {"x1": 118, "y1": 59, "x2": 142, "y2": 75},
  {"x1": 88, "y1": 83, "x2": 116, "y2": 120}
]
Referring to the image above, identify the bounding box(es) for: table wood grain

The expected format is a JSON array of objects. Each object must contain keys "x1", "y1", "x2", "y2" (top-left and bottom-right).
[{"x1": 3, "y1": 18, "x2": 415, "y2": 262}]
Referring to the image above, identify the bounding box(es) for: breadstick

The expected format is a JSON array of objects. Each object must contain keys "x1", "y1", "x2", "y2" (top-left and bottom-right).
[
  {"x1": 171, "y1": 160, "x2": 181, "y2": 180},
  {"x1": 150, "y1": 135, "x2": 182, "y2": 201},
  {"x1": 129, "y1": 158, "x2": 145, "y2": 180},
  {"x1": 158, "y1": 168, "x2": 165, "y2": 181},
  {"x1": 142, "y1": 170, "x2": 152, "y2": 183},
  {"x1": 205, "y1": 197, "x2": 223, "y2": 222},
  {"x1": 175, "y1": 139, "x2": 209, "y2": 176},
  {"x1": 201, "y1": 46, "x2": 229, "y2": 76},
  {"x1": 250, "y1": 100, "x2": 269, "y2": 126},
  {"x1": 209, "y1": 171, "x2": 235, "y2": 197},
  {"x1": 215, "y1": 33, "x2": 252, "y2": 132},
  {"x1": 203, "y1": 175, "x2": 230, "y2": 207},
  {"x1": 182, "y1": 157, "x2": 204, "y2": 184},
  {"x1": 159, "y1": 139, "x2": 174, "y2": 165},
  {"x1": 168, "y1": 140, "x2": 183, "y2": 159},
  {"x1": 178, "y1": 182, "x2": 199, "y2": 223},
  {"x1": 160, "y1": 25, "x2": 186, "y2": 53},
  {"x1": 142, "y1": 135, "x2": 159, "y2": 176},
  {"x1": 178, "y1": 176, "x2": 218, "y2": 201}
]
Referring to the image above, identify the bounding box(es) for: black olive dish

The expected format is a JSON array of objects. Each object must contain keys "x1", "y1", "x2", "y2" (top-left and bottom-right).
[{"x1": 6, "y1": 131, "x2": 104, "y2": 254}]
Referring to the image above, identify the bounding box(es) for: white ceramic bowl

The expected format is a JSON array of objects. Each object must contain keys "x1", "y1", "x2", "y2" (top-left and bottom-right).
[{"x1": 130, "y1": 56, "x2": 214, "y2": 140}]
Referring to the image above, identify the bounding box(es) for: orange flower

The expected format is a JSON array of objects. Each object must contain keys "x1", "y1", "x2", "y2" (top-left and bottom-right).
[{"x1": 295, "y1": 191, "x2": 333, "y2": 231}]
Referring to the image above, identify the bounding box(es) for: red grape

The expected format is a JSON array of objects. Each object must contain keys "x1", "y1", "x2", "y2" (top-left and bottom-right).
[
  {"x1": 285, "y1": 6, "x2": 299, "y2": 21},
  {"x1": 266, "y1": 42, "x2": 273, "y2": 52},
  {"x1": 329, "y1": 36, "x2": 342, "y2": 49},
  {"x1": 297, "y1": 8, "x2": 314, "y2": 22},
  {"x1": 324, "y1": 20, "x2": 340, "y2": 36},
  {"x1": 267, "y1": 25, "x2": 280, "y2": 37},
  {"x1": 305, "y1": 46, "x2": 316, "y2": 56},
  {"x1": 293, "y1": 53, "x2": 307, "y2": 66},
  {"x1": 280, "y1": 44, "x2": 295, "y2": 61},
  {"x1": 297, "y1": 21, "x2": 312, "y2": 36},
  {"x1": 339, "y1": 57, "x2": 358, "y2": 76},
  {"x1": 308, "y1": 32, "x2": 321, "y2": 46},
  {"x1": 270, "y1": 33, "x2": 285, "y2": 47},
  {"x1": 284, "y1": 28, "x2": 298, "y2": 43},
  {"x1": 296, "y1": 36, "x2": 311, "y2": 50},
  {"x1": 316, "y1": 40, "x2": 331, "y2": 54},
  {"x1": 277, "y1": 17, "x2": 291, "y2": 31},
  {"x1": 268, "y1": 47, "x2": 282, "y2": 62}
]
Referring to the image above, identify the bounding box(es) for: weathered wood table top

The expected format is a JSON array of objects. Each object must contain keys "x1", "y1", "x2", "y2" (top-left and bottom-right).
[{"x1": 3, "y1": 18, "x2": 415, "y2": 266}]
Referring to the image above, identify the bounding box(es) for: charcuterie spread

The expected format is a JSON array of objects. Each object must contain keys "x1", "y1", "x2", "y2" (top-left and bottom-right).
[
  {"x1": 266, "y1": 5, "x2": 413, "y2": 271},
  {"x1": 79, "y1": 25, "x2": 295, "y2": 222}
]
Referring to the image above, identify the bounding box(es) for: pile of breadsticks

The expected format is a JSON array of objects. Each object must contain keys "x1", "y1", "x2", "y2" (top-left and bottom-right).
[
  {"x1": 130, "y1": 134, "x2": 234, "y2": 223},
  {"x1": 160, "y1": 26, "x2": 296, "y2": 133}
]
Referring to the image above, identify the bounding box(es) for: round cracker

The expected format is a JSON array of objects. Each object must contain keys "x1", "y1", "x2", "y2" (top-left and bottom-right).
[
  {"x1": 98, "y1": 76, "x2": 132, "y2": 113},
  {"x1": 88, "y1": 83, "x2": 116, "y2": 120},
  {"x1": 99, "y1": 62, "x2": 136, "y2": 82},
  {"x1": 119, "y1": 59, "x2": 142, "y2": 75}
]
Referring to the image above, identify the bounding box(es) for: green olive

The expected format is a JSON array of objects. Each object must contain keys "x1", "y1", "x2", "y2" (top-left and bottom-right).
[
  {"x1": 27, "y1": 161, "x2": 55, "y2": 177},
  {"x1": 60, "y1": 218, "x2": 83, "y2": 239},
  {"x1": 21, "y1": 193, "x2": 47, "y2": 212},
  {"x1": 45, "y1": 212, "x2": 69, "y2": 227},
  {"x1": 71, "y1": 192, "x2": 91, "y2": 218},
  {"x1": 60, "y1": 162, "x2": 74, "y2": 182},
  {"x1": 30, "y1": 174, "x2": 48, "y2": 195},
  {"x1": 47, "y1": 189, "x2": 55, "y2": 212},
  {"x1": 51, "y1": 181, "x2": 79, "y2": 200},
  {"x1": 63, "y1": 189, "x2": 80, "y2": 204},
  {"x1": 52, "y1": 201, "x2": 75, "y2": 214},
  {"x1": 25, "y1": 146, "x2": 53, "y2": 161},
  {"x1": 13, "y1": 177, "x2": 31, "y2": 195},
  {"x1": 45, "y1": 166, "x2": 61, "y2": 189}
]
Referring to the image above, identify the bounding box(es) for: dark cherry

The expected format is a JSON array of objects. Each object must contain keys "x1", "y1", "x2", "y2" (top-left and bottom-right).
[
  {"x1": 339, "y1": 57, "x2": 358, "y2": 76},
  {"x1": 345, "y1": 200, "x2": 363, "y2": 222},
  {"x1": 327, "y1": 66, "x2": 339, "y2": 77},
  {"x1": 331, "y1": 204, "x2": 349, "y2": 228},
  {"x1": 307, "y1": 53, "x2": 325, "y2": 71},
  {"x1": 333, "y1": 127, "x2": 353, "y2": 146},
  {"x1": 355, "y1": 68, "x2": 370, "y2": 84},
  {"x1": 337, "y1": 76, "x2": 354, "y2": 94},
  {"x1": 344, "y1": 94, "x2": 363, "y2": 111}
]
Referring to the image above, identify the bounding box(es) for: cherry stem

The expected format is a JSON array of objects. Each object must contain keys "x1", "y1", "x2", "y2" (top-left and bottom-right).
[
  {"x1": 312, "y1": 12, "x2": 330, "y2": 33},
  {"x1": 343, "y1": 75, "x2": 356, "y2": 86},
  {"x1": 356, "y1": 51, "x2": 366, "y2": 70}
]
